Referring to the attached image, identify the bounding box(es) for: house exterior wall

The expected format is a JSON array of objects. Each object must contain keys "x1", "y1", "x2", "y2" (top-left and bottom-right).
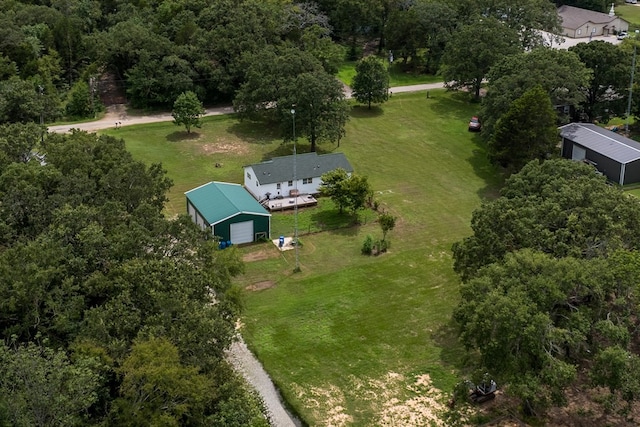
[
  {"x1": 243, "y1": 168, "x2": 325, "y2": 201},
  {"x1": 212, "y1": 213, "x2": 270, "y2": 242},
  {"x1": 563, "y1": 18, "x2": 627, "y2": 38},
  {"x1": 623, "y1": 159, "x2": 640, "y2": 185},
  {"x1": 187, "y1": 200, "x2": 209, "y2": 230}
]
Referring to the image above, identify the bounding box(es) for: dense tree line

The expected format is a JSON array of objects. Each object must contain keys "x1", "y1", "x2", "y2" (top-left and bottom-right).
[
  {"x1": 453, "y1": 159, "x2": 640, "y2": 418},
  {"x1": 0, "y1": 123, "x2": 268, "y2": 425}
]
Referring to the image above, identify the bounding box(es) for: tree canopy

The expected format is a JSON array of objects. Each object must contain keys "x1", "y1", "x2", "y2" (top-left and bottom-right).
[
  {"x1": 172, "y1": 91, "x2": 205, "y2": 134},
  {"x1": 351, "y1": 55, "x2": 389, "y2": 109},
  {"x1": 234, "y1": 46, "x2": 349, "y2": 152},
  {"x1": 453, "y1": 159, "x2": 640, "y2": 416},
  {"x1": 481, "y1": 48, "x2": 591, "y2": 140},
  {"x1": 440, "y1": 17, "x2": 520, "y2": 100},
  {"x1": 488, "y1": 85, "x2": 558, "y2": 171},
  {"x1": 569, "y1": 41, "x2": 630, "y2": 123},
  {"x1": 0, "y1": 124, "x2": 268, "y2": 425}
]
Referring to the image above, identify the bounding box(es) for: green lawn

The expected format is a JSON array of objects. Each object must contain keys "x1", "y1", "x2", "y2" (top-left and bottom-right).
[
  {"x1": 338, "y1": 60, "x2": 443, "y2": 87},
  {"x1": 105, "y1": 91, "x2": 501, "y2": 425},
  {"x1": 616, "y1": 4, "x2": 640, "y2": 30}
]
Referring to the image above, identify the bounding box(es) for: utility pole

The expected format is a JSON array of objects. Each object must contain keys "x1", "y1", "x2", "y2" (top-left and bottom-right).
[
  {"x1": 39, "y1": 85, "x2": 44, "y2": 144},
  {"x1": 291, "y1": 107, "x2": 300, "y2": 273},
  {"x1": 626, "y1": 30, "x2": 640, "y2": 136}
]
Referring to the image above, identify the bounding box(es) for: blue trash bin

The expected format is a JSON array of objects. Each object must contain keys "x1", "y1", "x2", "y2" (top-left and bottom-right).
[
  {"x1": 219, "y1": 241, "x2": 226, "y2": 250},
  {"x1": 279, "y1": 236, "x2": 285, "y2": 248},
  {"x1": 227, "y1": 240, "x2": 232, "y2": 247}
]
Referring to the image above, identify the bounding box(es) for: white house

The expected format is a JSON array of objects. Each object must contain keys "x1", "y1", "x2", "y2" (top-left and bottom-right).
[
  {"x1": 558, "y1": 5, "x2": 628, "y2": 38},
  {"x1": 243, "y1": 152, "x2": 354, "y2": 201}
]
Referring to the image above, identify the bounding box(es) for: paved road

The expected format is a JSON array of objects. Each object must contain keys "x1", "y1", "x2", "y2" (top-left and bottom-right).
[{"x1": 47, "y1": 82, "x2": 446, "y2": 134}]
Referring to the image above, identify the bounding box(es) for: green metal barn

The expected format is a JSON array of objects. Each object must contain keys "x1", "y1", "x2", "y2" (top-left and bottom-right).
[{"x1": 185, "y1": 181, "x2": 271, "y2": 244}]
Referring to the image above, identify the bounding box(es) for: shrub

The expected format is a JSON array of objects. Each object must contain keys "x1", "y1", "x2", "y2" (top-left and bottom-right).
[{"x1": 361, "y1": 235, "x2": 374, "y2": 255}]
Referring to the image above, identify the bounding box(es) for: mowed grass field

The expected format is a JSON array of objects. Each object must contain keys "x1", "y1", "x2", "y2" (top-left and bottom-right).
[{"x1": 104, "y1": 91, "x2": 500, "y2": 425}]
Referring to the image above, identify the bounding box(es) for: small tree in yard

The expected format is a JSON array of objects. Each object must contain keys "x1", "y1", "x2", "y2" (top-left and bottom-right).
[
  {"x1": 319, "y1": 169, "x2": 372, "y2": 215},
  {"x1": 351, "y1": 56, "x2": 389, "y2": 109},
  {"x1": 172, "y1": 91, "x2": 205, "y2": 134},
  {"x1": 379, "y1": 213, "x2": 396, "y2": 241}
]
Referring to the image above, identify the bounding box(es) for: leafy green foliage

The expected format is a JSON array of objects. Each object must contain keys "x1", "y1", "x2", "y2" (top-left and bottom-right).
[
  {"x1": 453, "y1": 158, "x2": 640, "y2": 416},
  {"x1": 351, "y1": 56, "x2": 389, "y2": 109},
  {"x1": 0, "y1": 128, "x2": 266, "y2": 424},
  {"x1": 569, "y1": 41, "x2": 630, "y2": 123},
  {"x1": 481, "y1": 48, "x2": 591, "y2": 140},
  {"x1": 235, "y1": 46, "x2": 349, "y2": 152},
  {"x1": 0, "y1": 342, "x2": 102, "y2": 427},
  {"x1": 488, "y1": 85, "x2": 558, "y2": 171},
  {"x1": 440, "y1": 17, "x2": 520, "y2": 99},
  {"x1": 453, "y1": 159, "x2": 640, "y2": 281},
  {"x1": 319, "y1": 169, "x2": 372, "y2": 215},
  {"x1": 378, "y1": 212, "x2": 396, "y2": 241},
  {"x1": 172, "y1": 91, "x2": 205, "y2": 134}
]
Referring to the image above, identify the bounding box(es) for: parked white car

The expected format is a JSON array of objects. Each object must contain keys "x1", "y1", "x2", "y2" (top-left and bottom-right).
[{"x1": 626, "y1": 0, "x2": 637, "y2": 4}]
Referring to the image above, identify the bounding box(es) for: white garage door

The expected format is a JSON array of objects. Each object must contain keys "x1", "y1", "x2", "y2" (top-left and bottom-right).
[
  {"x1": 230, "y1": 220, "x2": 254, "y2": 244},
  {"x1": 572, "y1": 144, "x2": 586, "y2": 161}
]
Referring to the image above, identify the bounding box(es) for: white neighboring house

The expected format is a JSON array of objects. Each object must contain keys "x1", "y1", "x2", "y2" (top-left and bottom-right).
[
  {"x1": 558, "y1": 5, "x2": 629, "y2": 38},
  {"x1": 243, "y1": 152, "x2": 354, "y2": 201}
]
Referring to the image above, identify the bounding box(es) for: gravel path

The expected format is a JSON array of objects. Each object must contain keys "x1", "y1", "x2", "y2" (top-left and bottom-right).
[
  {"x1": 47, "y1": 82, "x2": 446, "y2": 134},
  {"x1": 226, "y1": 337, "x2": 302, "y2": 427}
]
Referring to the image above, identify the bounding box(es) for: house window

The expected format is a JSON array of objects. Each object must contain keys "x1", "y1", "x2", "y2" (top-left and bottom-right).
[
  {"x1": 288, "y1": 181, "x2": 293, "y2": 187},
  {"x1": 303, "y1": 178, "x2": 313, "y2": 184},
  {"x1": 247, "y1": 172, "x2": 251, "y2": 180},
  {"x1": 592, "y1": 28, "x2": 596, "y2": 34},
  {"x1": 277, "y1": 183, "x2": 281, "y2": 189},
  {"x1": 577, "y1": 29, "x2": 582, "y2": 35}
]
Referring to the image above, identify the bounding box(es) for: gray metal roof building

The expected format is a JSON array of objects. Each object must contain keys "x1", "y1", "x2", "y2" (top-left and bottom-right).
[
  {"x1": 247, "y1": 152, "x2": 353, "y2": 185},
  {"x1": 559, "y1": 123, "x2": 640, "y2": 185}
]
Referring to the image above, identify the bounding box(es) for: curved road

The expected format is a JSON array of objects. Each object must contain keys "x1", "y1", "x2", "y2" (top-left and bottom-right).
[{"x1": 47, "y1": 82, "x2": 446, "y2": 134}]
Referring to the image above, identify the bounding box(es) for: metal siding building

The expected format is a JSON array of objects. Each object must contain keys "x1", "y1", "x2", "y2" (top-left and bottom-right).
[
  {"x1": 559, "y1": 123, "x2": 640, "y2": 185},
  {"x1": 185, "y1": 181, "x2": 271, "y2": 244}
]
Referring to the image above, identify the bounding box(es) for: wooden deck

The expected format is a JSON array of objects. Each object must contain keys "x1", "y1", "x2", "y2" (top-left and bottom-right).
[{"x1": 264, "y1": 195, "x2": 317, "y2": 211}]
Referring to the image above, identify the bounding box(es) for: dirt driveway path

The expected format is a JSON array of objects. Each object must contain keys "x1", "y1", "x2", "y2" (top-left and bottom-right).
[{"x1": 48, "y1": 82, "x2": 446, "y2": 134}]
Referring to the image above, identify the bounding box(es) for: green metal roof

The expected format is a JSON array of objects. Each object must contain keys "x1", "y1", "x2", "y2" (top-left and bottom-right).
[{"x1": 185, "y1": 181, "x2": 270, "y2": 226}]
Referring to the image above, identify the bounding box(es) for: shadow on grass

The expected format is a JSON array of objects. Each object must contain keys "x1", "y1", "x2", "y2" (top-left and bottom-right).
[
  {"x1": 467, "y1": 136, "x2": 504, "y2": 200},
  {"x1": 350, "y1": 105, "x2": 384, "y2": 118},
  {"x1": 165, "y1": 131, "x2": 202, "y2": 142},
  {"x1": 432, "y1": 319, "x2": 467, "y2": 374},
  {"x1": 227, "y1": 119, "x2": 281, "y2": 145}
]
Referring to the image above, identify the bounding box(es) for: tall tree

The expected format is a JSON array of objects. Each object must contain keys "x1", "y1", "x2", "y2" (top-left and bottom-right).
[
  {"x1": 488, "y1": 85, "x2": 558, "y2": 171},
  {"x1": 351, "y1": 56, "x2": 389, "y2": 109},
  {"x1": 172, "y1": 91, "x2": 205, "y2": 134},
  {"x1": 440, "y1": 17, "x2": 520, "y2": 100},
  {"x1": 569, "y1": 41, "x2": 630, "y2": 123},
  {"x1": 234, "y1": 47, "x2": 349, "y2": 152},
  {"x1": 452, "y1": 159, "x2": 640, "y2": 281},
  {"x1": 481, "y1": 48, "x2": 591, "y2": 140}
]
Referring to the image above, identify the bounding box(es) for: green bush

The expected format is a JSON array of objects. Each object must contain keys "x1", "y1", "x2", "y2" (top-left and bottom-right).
[{"x1": 361, "y1": 235, "x2": 374, "y2": 255}]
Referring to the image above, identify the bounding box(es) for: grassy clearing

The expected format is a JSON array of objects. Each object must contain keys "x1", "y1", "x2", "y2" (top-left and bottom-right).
[
  {"x1": 106, "y1": 91, "x2": 501, "y2": 425},
  {"x1": 238, "y1": 92, "x2": 501, "y2": 425},
  {"x1": 338, "y1": 60, "x2": 443, "y2": 87},
  {"x1": 616, "y1": 4, "x2": 640, "y2": 30}
]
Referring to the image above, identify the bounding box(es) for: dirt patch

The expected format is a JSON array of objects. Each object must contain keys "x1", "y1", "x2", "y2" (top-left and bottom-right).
[
  {"x1": 292, "y1": 372, "x2": 450, "y2": 426},
  {"x1": 200, "y1": 139, "x2": 250, "y2": 156},
  {"x1": 242, "y1": 249, "x2": 277, "y2": 262},
  {"x1": 245, "y1": 281, "x2": 275, "y2": 292}
]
